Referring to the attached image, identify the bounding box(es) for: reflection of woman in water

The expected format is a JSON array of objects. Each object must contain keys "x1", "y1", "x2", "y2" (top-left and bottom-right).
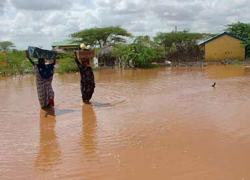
[
  {"x1": 81, "y1": 103, "x2": 97, "y2": 160},
  {"x1": 35, "y1": 108, "x2": 61, "y2": 172}
]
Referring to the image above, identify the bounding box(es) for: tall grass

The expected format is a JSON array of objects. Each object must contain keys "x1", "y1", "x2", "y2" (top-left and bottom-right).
[
  {"x1": 0, "y1": 50, "x2": 33, "y2": 75},
  {"x1": 56, "y1": 51, "x2": 78, "y2": 73}
]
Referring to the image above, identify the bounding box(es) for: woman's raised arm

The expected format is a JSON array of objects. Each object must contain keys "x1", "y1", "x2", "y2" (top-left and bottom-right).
[{"x1": 25, "y1": 50, "x2": 35, "y2": 66}]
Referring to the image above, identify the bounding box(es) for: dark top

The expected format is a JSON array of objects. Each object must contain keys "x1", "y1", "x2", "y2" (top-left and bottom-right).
[
  {"x1": 37, "y1": 63, "x2": 54, "y2": 79},
  {"x1": 74, "y1": 58, "x2": 95, "y2": 88}
]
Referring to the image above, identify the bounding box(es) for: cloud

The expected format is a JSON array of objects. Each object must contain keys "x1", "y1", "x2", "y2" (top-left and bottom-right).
[
  {"x1": 0, "y1": 0, "x2": 7, "y2": 15},
  {"x1": 10, "y1": 0, "x2": 73, "y2": 11},
  {"x1": 152, "y1": 2, "x2": 202, "y2": 22},
  {"x1": 1, "y1": 0, "x2": 250, "y2": 49}
]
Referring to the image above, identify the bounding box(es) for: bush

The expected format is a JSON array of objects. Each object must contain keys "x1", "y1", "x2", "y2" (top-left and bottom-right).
[
  {"x1": 0, "y1": 50, "x2": 33, "y2": 75},
  {"x1": 56, "y1": 51, "x2": 78, "y2": 73},
  {"x1": 0, "y1": 52, "x2": 8, "y2": 75},
  {"x1": 112, "y1": 44, "x2": 137, "y2": 68},
  {"x1": 112, "y1": 36, "x2": 157, "y2": 68},
  {"x1": 7, "y1": 50, "x2": 33, "y2": 74}
]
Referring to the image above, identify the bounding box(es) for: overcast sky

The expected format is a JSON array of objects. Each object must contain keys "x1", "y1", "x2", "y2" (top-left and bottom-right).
[{"x1": 0, "y1": 0, "x2": 249, "y2": 50}]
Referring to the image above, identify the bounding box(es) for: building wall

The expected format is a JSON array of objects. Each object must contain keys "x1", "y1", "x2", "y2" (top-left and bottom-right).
[{"x1": 205, "y1": 34, "x2": 245, "y2": 61}]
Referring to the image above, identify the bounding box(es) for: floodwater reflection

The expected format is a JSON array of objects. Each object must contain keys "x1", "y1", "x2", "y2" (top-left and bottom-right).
[
  {"x1": 80, "y1": 103, "x2": 98, "y2": 161},
  {"x1": 35, "y1": 108, "x2": 62, "y2": 172}
]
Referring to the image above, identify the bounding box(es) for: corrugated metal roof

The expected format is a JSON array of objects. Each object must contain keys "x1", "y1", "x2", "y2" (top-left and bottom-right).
[
  {"x1": 52, "y1": 41, "x2": 80, "y2": 47},
  {"x1": 198, "y1": 32, "x2": 245, "y2": 46}
]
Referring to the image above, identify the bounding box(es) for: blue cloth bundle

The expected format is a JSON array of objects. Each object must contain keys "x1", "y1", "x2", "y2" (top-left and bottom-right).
[{"x1": 28, "y1": 46, "x2": 57, "y2": 60}]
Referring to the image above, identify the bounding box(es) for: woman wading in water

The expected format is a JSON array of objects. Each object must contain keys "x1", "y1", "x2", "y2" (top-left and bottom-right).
[
  {"x1": 74, "y1": 51, "x2": 95, "y2": 103},
  {"x1": 26, "y1": 51, "x2": 56, "y2": 108}
]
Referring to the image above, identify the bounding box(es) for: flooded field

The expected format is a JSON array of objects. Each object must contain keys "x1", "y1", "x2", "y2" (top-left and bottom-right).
[{"x1": 1, "y1": 65, "x2": 250, "y2": 180}]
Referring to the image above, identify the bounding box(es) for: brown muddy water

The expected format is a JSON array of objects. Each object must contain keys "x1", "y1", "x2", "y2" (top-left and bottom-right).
[{"x1": 1, "y1": 65, "x2": 250, "y2": 180}]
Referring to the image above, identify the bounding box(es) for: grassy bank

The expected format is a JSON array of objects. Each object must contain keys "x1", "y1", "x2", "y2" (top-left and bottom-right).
[
  {"x1": 0, "y1": 51, "x2": 79, "y2": 76},
  {"x1": 0, "y1": 51, "x2": 33, "y2": 75}
]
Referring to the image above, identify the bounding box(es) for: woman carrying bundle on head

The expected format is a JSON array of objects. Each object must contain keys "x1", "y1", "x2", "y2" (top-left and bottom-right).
[
  {"x1": 73, "y1": 46, "x2": 95, "y2": 103},
  {"x1": 26, "y1": 48, "x2": 56, "y2": 108}
]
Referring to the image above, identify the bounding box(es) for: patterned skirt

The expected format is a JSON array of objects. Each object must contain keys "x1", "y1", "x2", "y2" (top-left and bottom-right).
[
  {"x1": 79, "y1": 66, "x2": 95, "y2": 102},
  {"x1": 35, "y1": 66, "x2": 54, "y2": 108},
  {"x1": 81, "y1": 82, "x2": 95, "y2": 102}
]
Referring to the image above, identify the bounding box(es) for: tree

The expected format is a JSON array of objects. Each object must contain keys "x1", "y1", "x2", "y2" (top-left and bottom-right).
[
  {"x1": 154, "y1": 31, "x2": 204, "y2": 62},
  {"x1": 132, "y1": 36, "x2": 157, "y2": 68},
  {"x1": 154, "y1": 31, "x2": 203, "y2": 48},
  {"x1": 0, "y1": 41, "x2": 15, "y2": 51},
  {"x1": 70, "y1": 26, "x2": 132, "y2": 48},
  {"x1": 112, "y1": 43, "x2": 137, "y2": 68},
  {"x1": 225, "y1": 22, "x2": 250, "y2": 40}
]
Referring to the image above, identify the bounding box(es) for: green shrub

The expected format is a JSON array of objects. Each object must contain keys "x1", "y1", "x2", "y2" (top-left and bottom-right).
[{"x1": 56, "y1": 52, "x2": 78, "y2": 73}]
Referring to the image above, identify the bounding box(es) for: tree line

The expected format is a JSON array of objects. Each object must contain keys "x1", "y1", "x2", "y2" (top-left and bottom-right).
[
  {"x1": 1, "y1": 22, "x2": 250, "y2": 75},
  {"x1": 70, "y1": 22, "x2": 250, "y2": 68},
  {"x1": 70, "y1": 27, "x2": 214, "y2": 68}
]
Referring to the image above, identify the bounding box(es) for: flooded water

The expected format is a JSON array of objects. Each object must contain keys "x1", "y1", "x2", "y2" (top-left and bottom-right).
[{"x1": 1, "y1": 65, "x2": 250, "y2": 180}]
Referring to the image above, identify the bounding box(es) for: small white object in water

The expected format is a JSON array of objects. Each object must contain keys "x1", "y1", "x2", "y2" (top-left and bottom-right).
[{"x1": 165, "y1": 61, "x2": 172, "y2": 65}]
